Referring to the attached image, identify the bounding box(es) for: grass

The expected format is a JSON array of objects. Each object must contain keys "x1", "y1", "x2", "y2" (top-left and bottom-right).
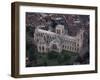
[{"x1": 26, "y1": 49, "x2": 79, "y2": 67}]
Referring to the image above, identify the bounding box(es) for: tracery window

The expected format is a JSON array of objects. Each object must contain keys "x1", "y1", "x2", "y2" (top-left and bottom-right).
[{"x1": 52, "y1": 44, "x2": 57, "y2": 50}]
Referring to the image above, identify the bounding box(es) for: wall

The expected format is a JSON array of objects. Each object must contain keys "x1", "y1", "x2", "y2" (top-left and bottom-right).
[{"x1": 0, "y1": 0, "x2": 99, "y2": 80}]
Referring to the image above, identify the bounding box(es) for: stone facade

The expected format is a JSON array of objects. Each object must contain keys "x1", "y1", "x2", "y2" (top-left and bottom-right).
[{"x1": 34, "y1": 24, "x2": 84, "y2": 53}]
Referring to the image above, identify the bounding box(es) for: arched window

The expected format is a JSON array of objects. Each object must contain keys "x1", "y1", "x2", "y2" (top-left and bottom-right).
[
  {"x1": 75, "y1": 42, "x2": 76, "y2": 47},
  {"x1": 77, "y1": 44, "x2": 79, "y2": 47},
  {"x1": 52, "y1": 44, "x2": 57, "y2": 50},
  {"x1": 42, "y1": 46, "x2": 44, "y2": 51},
  {"x1": 63, "y1": 45, "x2": 64, "y2": 48},
  {"x1": 39, "y1": 46, "x2": 41, "y2": 51},
  {"x1": 81, "y1": 34, "x2": 83, "y2": 39}
]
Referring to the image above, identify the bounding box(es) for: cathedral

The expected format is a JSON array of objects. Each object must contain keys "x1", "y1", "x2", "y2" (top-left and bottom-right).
[{"x1": 34, "y1": 24, "x2": 84, "y2": 53}]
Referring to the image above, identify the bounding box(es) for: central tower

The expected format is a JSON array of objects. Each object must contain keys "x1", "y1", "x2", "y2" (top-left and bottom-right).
[{"x1": 55, "y1": 24, "x2": 64, "y2": 35}]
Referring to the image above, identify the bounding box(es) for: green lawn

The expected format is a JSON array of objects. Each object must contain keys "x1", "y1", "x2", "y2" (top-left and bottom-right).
[{"x1": 26, "y1": 49, "x2": 79, "y2": 67}]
